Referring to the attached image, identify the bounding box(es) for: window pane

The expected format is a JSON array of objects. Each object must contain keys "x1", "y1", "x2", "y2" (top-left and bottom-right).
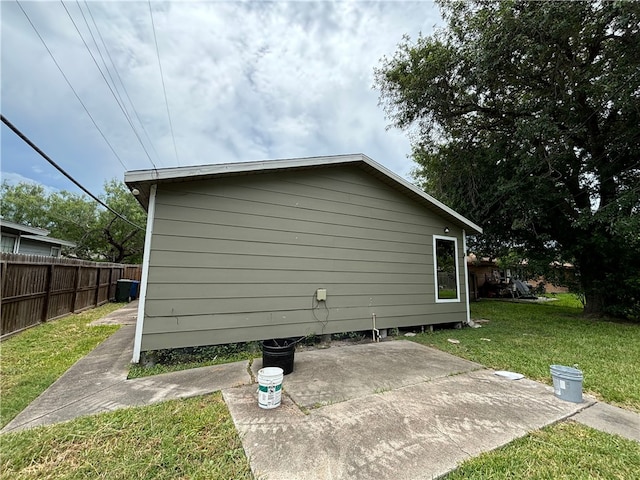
[
  {"x1": 436, "y1": 238, "x2": 457, "y2": 300},
  {"x1": 1, "y1": 235, "x2": 16, "y2": 253}
]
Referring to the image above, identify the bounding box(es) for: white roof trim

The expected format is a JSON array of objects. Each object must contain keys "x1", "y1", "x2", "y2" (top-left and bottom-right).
[
  {"x1": 124, "y1": 154, "x2": 365, "y2": 183},
  {"x1": 362, "y1": 156, "x2": 483, "y2": 235},
  {"x1": 125, "y1": 153, "x2": 482, "y2": 234},
  {"x1": 21, "y1": 235, "x2": 77, "y2": 247}
]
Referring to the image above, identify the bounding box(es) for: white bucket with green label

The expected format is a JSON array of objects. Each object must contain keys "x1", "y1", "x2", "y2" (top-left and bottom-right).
[
  {"x1": 258, "y1": 367, "x2": 284, "y2": 409},
  {"x1": 550, "y1": 364, "x2": 583, "y2": 403}
]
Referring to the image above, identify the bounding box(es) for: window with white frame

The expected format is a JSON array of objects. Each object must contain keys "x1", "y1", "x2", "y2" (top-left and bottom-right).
[
  {"x1": 433, "y1": 235, "x2": 460, "y2": 302},
  {"x1": 1, "y1": 234, "x2": 17, "y2": 253}
]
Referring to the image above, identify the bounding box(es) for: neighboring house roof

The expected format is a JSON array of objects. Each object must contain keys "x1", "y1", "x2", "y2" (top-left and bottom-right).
[
  {"x1": 1, "y1": 219, "x2": 50, "y2": 236},
  {"x1": 1, "y1": 219, "x2": 76, "y2": 248},
  {"x1": 125, "y1": 153, "x2": 483, "y2": 235},
  {"x1": 20, "y1": 234, "x2": 76, "y2": 247}
]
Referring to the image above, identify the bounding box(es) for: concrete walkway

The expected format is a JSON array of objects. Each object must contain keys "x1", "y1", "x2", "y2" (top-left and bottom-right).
[
  {"x1": 2, "y1": 313, "x2": 253, "y2": 433},
  {"x1": 2, "y1": 303, "x2": 639, "y2": 479}
]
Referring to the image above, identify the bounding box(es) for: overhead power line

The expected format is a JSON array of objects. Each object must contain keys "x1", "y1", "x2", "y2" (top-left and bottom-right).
[
  {"x1": 60, "y1": 0, "x2": 159, "y2": 170},
  {"x1": 1, "y1": 114, "x2": 145, "y2": 231},
  {"x1": 15, "y1": 0, "x2": 128, "y2": 171},
  {"x1": 148, "y1": 0, "x2": 181, "y2": 166},
  {"x1": 82, "y1": 0, "x2": 163, "y2": 169}
]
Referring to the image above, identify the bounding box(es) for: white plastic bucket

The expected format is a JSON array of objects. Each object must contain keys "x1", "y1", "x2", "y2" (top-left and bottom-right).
[
  {"x1": 257, "y1": 367, "x2": 284, "y2": 409},
  {"x1": 550, "y1": 364, "x2": 583, "y2": 403}
]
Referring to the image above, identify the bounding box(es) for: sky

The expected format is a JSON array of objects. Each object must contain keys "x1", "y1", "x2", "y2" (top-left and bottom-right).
[{"x1": 1, "y1": 1, "x2": 442, "y2": 196}]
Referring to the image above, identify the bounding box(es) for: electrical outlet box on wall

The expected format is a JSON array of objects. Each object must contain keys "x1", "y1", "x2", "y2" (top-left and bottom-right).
[{"x1": 316, "y1": 288, "x2": 327, "y2": 301}]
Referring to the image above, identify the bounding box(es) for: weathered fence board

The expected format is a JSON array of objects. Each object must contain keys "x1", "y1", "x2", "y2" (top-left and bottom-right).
[{"x1": 0, "y1": 254, "x2": 142, "y2": 339}]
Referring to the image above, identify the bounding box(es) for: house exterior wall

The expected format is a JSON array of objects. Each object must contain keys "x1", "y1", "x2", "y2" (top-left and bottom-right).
[
  {"x1": 17, "y1": 238, "x2": 58, "y2": 256},
  {"x1": 141, "y1": 166, "x2": 468, "y2": 351}
]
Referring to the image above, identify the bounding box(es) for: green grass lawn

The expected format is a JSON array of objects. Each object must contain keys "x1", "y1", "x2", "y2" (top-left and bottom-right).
[
  {"x1": 0, "y1": 393, "x2": 252, "y2": 480},
  {"x1": 443, "y1": 421, "x2": 640, "y2": 479},
  {"x1": 0, "y1": 303, "x2": 124, "y2": 428},
  {"x1": 408, "y1": 296, "x2": 640, "y2": 412}
]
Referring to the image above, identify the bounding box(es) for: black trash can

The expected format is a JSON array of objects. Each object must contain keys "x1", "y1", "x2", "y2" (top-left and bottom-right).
[
  {"x1": 116, "y1": 279, "x2": 134, "y2": 302},
  {"x1": 261, "y1": 338, "x2": 297, "y2": 375}
]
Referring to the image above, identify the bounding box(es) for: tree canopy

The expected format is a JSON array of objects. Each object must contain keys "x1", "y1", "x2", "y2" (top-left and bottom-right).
[
  {"x1": 375, "y1": 0, "x2": 640, "y2": 318},
  {"x1": 1, "y1": 180, "x2": 145, "y2": 264}
]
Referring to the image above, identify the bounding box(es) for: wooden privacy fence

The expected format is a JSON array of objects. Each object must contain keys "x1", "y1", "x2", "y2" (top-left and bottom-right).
[{"x1": 1, "y1": 253, "x2": 142, "y2": 339}]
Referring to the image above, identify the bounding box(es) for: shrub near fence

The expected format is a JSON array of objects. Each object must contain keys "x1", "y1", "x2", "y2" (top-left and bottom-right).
[{"x1": 0, "y1": 253, "x2": 142, "y2": 339}]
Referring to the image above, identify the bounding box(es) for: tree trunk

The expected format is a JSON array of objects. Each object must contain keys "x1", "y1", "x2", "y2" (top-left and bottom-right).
[
  {"x1": 576, "y1": 246, "x2": 610, "y2": 318},
  {"x1": 583, "y1": 290, "x2": 606, "y2": 317}
]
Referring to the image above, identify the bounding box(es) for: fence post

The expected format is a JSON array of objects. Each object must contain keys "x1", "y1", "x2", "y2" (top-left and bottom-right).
[
  {"x1": 41, "y1": 264, "x2": 53, "y2": 322},
  {"x1": 107, "y1": 267, "x2": 114, "y2": 302},
  {"x1": 0, "y1": 260, "x2": 6, "y2": 300},
  {"x1": 71, "y1": 265, "x2": 81, "y2": 313},
  {"x1": 94, "y1": 267, "x2": 101, "y2": 307}
]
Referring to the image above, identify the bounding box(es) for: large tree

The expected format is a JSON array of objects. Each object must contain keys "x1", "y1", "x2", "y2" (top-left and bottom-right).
[
  {"x1": 375, "y1": 0, "x2": 640, "y2": 318},
  {"x1": 1, "y1": 180, "x2": 145, "y2": 263}
]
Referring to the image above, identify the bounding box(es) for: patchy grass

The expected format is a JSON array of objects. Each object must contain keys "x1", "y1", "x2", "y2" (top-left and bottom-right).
[
  {"x1": 444, "y1": 421, "x2": 640, "y2": 479},
  {"x1": 0, "y1": 393, "x2": 252, "y2": 480},
  {"x1": 408, "y1": 295, "x2": 640, "y2": 412},
  {"x1": 0, "y1": 303, "x2": 123, "y2": 428},
  {"x1": 128, "y1": 343, "x2": 261, "y2": 379}
]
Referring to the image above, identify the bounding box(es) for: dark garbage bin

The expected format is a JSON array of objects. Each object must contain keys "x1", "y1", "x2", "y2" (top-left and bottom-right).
[
  {"x1": 261, "y1": 338, "x2": 297, "y2": 375},
  {"x1": 116, "y1": 279, "x2": 135, "y2": 302},
  {"x1": 129, "y1": 280, "x2": 140, "y2": 300}
]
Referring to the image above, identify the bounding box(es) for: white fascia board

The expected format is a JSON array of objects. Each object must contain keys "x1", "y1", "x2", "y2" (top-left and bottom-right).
[
  {"x1": 124, "y1": 153, "x2": 483, "y2": 235},
  {"x1": 20, "y1": 234, "x2": 76, "y2": 247},
  {"x1": 124, "y1": 154, "x2": 364, "y2": 184},
  {"x1": 360, "y1": 156, "x2": 483, "y2": 235}
]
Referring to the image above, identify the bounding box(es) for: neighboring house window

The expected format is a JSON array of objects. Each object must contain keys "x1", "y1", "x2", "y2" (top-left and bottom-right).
[
  {"x1": 51, "y1": 246, "x2": 61, "y2": 257},
  {"x1": 1, "y1": 234, "x2": 17, "y2": 253},
  {"x1": 433, "y1": 235, "x2": 460, "y2": 302}
]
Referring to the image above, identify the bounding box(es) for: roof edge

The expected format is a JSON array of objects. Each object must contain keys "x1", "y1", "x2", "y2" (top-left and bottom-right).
[
  {"x1": 124, "y1": 153, "x2": 364, "y2": 184},
  {"x1": 358, "y1": 156, "x2": 483, "y2": 235},
  {"x1": 21, "y1": 234, "x2": 77, "y2": 247},
  {"x1": 125, "y1": 154, "x2": 482, "y2": 235},
  {"x1": 1, "y1": 219, "x2": 50, "y2": 236}
]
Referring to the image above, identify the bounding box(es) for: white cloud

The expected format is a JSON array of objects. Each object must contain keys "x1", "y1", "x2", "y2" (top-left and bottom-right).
[
  {"x1": 1, "y1": 171, "x2": 59, "y2": 194},
  {"x1": 1, "y1": 1, "x2": 442, "y2": 194}
]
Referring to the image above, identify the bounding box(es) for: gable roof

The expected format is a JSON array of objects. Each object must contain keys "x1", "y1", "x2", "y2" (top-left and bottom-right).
[{"x1": 124, "y1": 153, "x2": 482, "y2": 235}]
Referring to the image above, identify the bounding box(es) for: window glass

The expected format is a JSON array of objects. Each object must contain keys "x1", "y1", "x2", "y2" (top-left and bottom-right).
[
  {"x1": 1, "y1": 235, "x2": 16, "y2": 253},
  {"x1": 434, "y1": 237, "x2": 459, "y2": 301}
]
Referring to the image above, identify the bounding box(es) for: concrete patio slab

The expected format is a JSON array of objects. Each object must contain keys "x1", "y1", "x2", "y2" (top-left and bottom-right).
[
  {"x1": 227, "y1": 341, "x2": 595, "y2": 480},
  {"x1": 573, "y1": 402, "x2": 640, "y2": 442},
  {"x1": 251, "y1": 340, "x2": 483, "y2": 409}
]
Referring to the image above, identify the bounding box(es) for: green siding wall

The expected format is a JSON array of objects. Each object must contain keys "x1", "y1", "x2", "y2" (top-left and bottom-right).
[{"x1": 141, "y1": 166, "x2": 467, "y2": 351}]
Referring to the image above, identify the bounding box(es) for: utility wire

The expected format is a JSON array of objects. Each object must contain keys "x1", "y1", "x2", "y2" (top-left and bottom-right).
[
  {"x1": 83, "y1": 0, "x2": 163, "y2": 170},
  {"x1": 60, "y1": 0, "x2": 158, "y2": 170},
  {"x1": 73, "y1": 0, "x2": 128, "y2": 118},
  {"x1": 148, "y1": 0, "x2": 181, "y2": 166},
  {"x1": 15, "y1": 0, "x2": 128, "y2": 171},
  {"x1": 1, "y1": 115, "x2": 145, "y2": 231}
]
